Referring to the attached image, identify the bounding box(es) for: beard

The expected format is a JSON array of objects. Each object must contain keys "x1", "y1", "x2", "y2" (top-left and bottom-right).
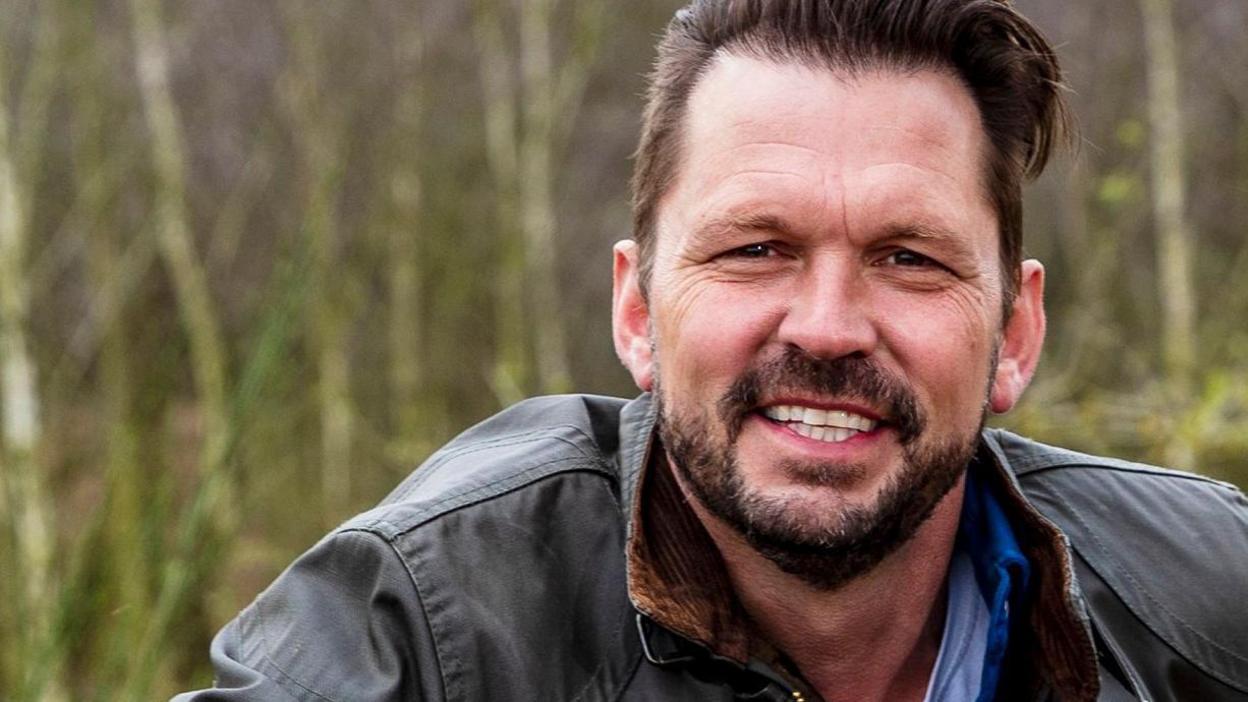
[{"x1": 655, "y1": 348, "x2": 985, "y2": 591}]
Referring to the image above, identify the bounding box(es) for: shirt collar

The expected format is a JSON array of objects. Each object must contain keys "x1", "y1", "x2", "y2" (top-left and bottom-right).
[{"x1": 959, "y1": 459, "x2": 1031, "y2": 701}]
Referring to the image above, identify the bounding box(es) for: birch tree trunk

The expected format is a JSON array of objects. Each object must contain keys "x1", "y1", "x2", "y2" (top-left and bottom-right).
[
  {"x1": 129, "y1": 0, "x2": 231, "y2": 474},
  {"x1": 387, "y1": 29, "x2": 429, "y2": 461},
  {"x1": 474, "y1": 0, "x2": 530, "y2": 404},
  {"x1": 279, "y1": 4, "x2": 354, "y2": 522},
  {"x1": 1140, "y1": 0, "x2": 1197, "y2": 467},
  {"x1": 123, "y1": 0, "x2": 234, "y2": 693},
  {"x1": 475, "y1": 0, "x2": 605, "y2": 400},
  {"x1": 75, "y1": 14, "x2": 148, "y2": 685},
  {"x1": 0, "y1": 7, "x2": 62, "y2": 698},
  {"x1": 518, "y1": 0, "x2": 570, "y2": 395}
]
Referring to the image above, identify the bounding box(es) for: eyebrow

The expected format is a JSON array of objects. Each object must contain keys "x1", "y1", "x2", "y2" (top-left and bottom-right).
[
  {"x1": 880, "y1": 222, "x2": 981, "y2": 264},
  {"x1": 693, "y1": 215, "x2": 964, "y2": 245},
  {"x1": 881, "y1": 222, "x2": 963, "y2": 243},
  {"x1": 689, "y1": 212, "x2": 979, "y2": 261},
  {"x1": 690, "y1": 212, "x2": 800, "y2": 244}
]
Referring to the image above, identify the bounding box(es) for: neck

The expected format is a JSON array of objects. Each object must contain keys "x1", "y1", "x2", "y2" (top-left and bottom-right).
[{"x1": 686, "y1": 474, "x2": 965, "y2": 702}]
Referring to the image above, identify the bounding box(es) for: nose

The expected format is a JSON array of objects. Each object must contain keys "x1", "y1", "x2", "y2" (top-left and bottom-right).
[{"x1": 775, "y1": 257, "x2": 879, "y2": 360}]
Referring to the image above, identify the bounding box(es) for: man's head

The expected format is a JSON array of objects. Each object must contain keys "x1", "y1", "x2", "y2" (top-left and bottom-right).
[
  {"x1": 613, "y1": 0, "x2": 1064, "y2": 589},
  {"x1": 631, "y1": 0, "x2": 1068, "y2": 309}
]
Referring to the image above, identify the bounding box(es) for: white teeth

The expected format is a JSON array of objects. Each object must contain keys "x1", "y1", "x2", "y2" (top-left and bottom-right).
[
  {"x1": 803, "y1": 407, "x2": 827, "y2": 425},
  {"x1": 760, "y1": 403, "x2": 880, "y2": 442}
]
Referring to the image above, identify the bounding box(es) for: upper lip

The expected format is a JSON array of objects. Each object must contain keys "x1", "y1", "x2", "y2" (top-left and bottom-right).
[{"x1": 757, "y1": 397, "x2": 886, "y2": 422}]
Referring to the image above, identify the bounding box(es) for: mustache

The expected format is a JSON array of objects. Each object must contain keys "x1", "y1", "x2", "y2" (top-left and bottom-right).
[{"x1": 716, "y1": 349, "x2": 924, "y2": 443}]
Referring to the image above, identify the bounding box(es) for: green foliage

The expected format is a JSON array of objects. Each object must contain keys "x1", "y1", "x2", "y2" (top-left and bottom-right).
[{"x1": 1096, "y1": 169, "x2": 1144, "y2": 207}]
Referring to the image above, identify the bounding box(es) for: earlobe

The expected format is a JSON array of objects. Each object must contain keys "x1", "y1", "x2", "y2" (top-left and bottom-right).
[
  {"x1": 612, "y1": 240, "x2": 655, "y2": 391},
  {"x1": 990, "y1": 260, "x2": 1046, "y2": 414}
]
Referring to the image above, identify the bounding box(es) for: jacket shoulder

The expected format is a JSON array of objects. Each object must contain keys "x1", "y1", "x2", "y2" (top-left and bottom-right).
[
  {"x1": 341, "y1": 394, "x2": 640, "y2": 701},
  {"x1": 346, "y1": 394, "x2": 630, "y2": 539},
  {"x1": 987, "y1": 429, "x2": 1248, "y2": 693}
]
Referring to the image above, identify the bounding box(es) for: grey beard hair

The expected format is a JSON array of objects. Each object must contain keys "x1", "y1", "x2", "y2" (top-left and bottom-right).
[{"x1": 654, "y1": 349, "x2": 986, "y2": 591}]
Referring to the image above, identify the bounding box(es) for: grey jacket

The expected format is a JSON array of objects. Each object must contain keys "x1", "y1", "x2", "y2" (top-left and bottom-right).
[{"x1": 175, "y1": 394, "x2": 1248, "y2": 701}]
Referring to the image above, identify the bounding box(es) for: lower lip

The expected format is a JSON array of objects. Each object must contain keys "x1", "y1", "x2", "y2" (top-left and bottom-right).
[{"x1": 750, "y1": 412, "x2": 884, "y2": 451}]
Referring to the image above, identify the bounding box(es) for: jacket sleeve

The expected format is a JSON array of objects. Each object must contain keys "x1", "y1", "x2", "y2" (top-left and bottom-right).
[{"x1": 172, "y1": 529, "x2": 446, "y2": 702}]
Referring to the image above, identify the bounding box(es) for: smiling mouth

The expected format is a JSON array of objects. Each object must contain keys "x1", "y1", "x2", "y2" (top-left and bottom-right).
[{"x1": 759, "y1": 405, "x2": 880, "y2": 443}]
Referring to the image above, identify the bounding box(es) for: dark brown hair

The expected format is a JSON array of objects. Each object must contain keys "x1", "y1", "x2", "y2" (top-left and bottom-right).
[{"x1": 631, "y1": 0, "x2": 1069, "y2": 309}]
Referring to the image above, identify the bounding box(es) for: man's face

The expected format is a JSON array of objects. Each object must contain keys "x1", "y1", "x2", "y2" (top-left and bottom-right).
[{"x1": 613, "y1": 56, "x2": 1045, "y2": 587}]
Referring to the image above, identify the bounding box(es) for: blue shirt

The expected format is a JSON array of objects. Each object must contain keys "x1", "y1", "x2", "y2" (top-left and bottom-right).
[{"x1": 925, "y1": 466, "x2": 1032, "y2": 702}]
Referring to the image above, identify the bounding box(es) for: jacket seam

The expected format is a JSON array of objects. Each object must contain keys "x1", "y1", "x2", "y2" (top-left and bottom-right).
[
  {"x1": 568, "y1": 476, "x2": 638, "y2": 702},
  {"x1": 257, "y1": 659, "x2": 337, "y2": 702},
  {"x1": 393, "y1": 427, "x2": 587, "y2": 499},
  {"x1": 1014, "y1": 461, "x2": 1237, "y2": 490},
  {"x1": 391, "y1": 425, "x2": 602, "y2": 502},
  {"x1": 1062, "y1": 508, "x2": 1248, "y2": 692},
  {"x1": 1080, "y1": 554, "x2": 1152, "y2": 699},
  {"x1": 359, "y1": 469, "x2": 625, "y2": 702},
  {"x1": 370, "y1": 456, "x2": 613, "y2": 539},
  {"x1": 375, "y1": 530, "x2": 453, "y2": 702},
  {"x1": 608, "y1": 646, "x2": 646, "y2": 702}
]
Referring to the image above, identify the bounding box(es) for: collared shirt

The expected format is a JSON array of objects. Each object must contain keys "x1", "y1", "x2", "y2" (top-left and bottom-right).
[
  {"x1": 924, "y1": 550, "x2": 989, "y2": 702},
  {"x1": 959, "y1": 464, "x2": 1032, "y2": 700}
]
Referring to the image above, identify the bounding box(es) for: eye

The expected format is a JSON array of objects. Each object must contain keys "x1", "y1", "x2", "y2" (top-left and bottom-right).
[
  {"x1": 883, "y1": 249, "x2": 940, "y2": 268},
  {"x1": 723, "y1": 243, "x2": 777, "y2": 259}
]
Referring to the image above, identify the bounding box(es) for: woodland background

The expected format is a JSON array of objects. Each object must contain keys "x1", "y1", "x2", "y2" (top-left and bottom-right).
[{"x1": 0, "y1": 0, "x2": 1245, "y2": 698}]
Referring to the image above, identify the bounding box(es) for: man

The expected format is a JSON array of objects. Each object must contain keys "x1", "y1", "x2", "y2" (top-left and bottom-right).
[{"x1": 178, "y1": 1, "x2": 1248, "y2": 700}]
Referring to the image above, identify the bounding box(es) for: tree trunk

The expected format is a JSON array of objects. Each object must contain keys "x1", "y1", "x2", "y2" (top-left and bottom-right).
[
  {"x1": 519, "y1": 0, "x2": 572, "y2": 395},
  {"x1": 387, "y1": 29, "x2": 428, "y2": 460},
  {"x1": 1140, "y1": 0, "x2": 1197, "y2": 467},
  {"x1": 129, "y1": 0, "x2": 231, "y2": 473},
  {"x1": 123, "y1": 0, "x2": 234, "y2": 693},
  {"x1": 279, "y1": 3, "x2": 355, "y2": 522},
  {"x1": 475, "y1": 0, "x2": 606, "y2": 401},
  {"x1": 474, "y1": 0, "x2": 530, "y2": 404},
  {"x1": 0, "y1": 7, "x2": 61, "y2": 698},
  {"x1": 72, "y1": 5, "x2": 148, "y2": 686}
]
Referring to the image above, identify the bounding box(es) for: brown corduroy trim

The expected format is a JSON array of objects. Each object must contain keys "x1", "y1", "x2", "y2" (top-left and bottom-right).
[
  {"x1": 976, "y1": 446, "x2": 1101, "y2": 702},
  {"x1": 626, "y1": 447, "x2": 754, "y2": 663}
]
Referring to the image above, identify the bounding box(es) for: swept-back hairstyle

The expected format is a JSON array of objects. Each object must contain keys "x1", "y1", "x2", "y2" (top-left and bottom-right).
[{"x1": 631, "y1": 0, "x2": 1069, "y2": 309}]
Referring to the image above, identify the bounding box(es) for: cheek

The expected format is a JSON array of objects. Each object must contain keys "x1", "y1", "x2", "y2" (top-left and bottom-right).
[
  {"x1": 875, "y1": 289, "x2": 999, "y2": 411},
  {"x1": 653, "y1": 282, "x2": 782, "y2": 387}
]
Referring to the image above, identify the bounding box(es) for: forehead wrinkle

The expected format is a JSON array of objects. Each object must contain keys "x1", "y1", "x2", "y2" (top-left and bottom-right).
[{"x1": 861, "y1": 123, "x2": 972, "y2": 156}]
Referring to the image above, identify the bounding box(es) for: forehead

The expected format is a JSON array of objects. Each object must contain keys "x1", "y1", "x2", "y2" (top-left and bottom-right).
[{"x1": 656, "y1": 54, "x2": 994, "y2": 250}]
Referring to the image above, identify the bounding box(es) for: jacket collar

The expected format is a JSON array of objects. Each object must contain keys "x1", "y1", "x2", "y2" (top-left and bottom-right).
[
  {"x1": 977, "y1": 430, "x2": 1101, "y2": 700},
  {"x1": 616, "y1": 393, "x2": 1101, "y2": 701}
]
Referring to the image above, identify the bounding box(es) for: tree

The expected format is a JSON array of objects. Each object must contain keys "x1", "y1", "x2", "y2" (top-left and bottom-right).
[{"x1": 1140, "y1": 0, "x2": 1197, "y2": 467}]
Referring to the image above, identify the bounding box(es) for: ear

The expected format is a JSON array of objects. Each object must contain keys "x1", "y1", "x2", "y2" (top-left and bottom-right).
[
  {"x1": 612, "y1": 240, "x2": 655, "y2": 391},
  {"x1": 990, "y1": 259, "x2": 1046, "y2": 414}
]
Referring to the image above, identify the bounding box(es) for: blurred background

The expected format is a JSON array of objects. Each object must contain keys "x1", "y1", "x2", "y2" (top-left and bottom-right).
[{"x1": 0, "y1": 0, "x2": 1244, "y2": 698}]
